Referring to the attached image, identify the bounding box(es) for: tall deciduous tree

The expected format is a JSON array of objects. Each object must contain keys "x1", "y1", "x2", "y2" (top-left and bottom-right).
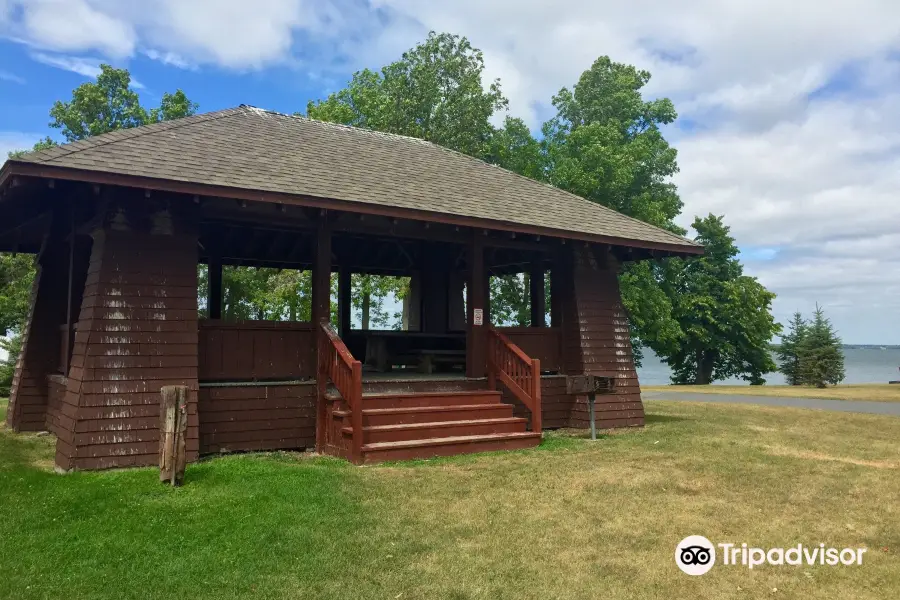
[
  {"x1": 777, "y1": 312, "x2": 808, "y2": 385},
  {"x1": 663, "y1": 215, "x2": 780, "y2": 385},
  {"x1": 307, "y1": 31, "x2": 507, "y2": 159}
]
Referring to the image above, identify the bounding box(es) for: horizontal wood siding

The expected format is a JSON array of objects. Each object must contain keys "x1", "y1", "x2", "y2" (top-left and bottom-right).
[
  {"x1": 55, "y1": 208, "x2": 200, "y2": 471},
  {"x1": 497, "y1": 327, "x2": 561, "y2": 373},
  {"x1": 198, "y1": 320, "x2": 315, "y2": 381},
  {"x1": 199, "y1": 384, "x2": 316, "y2": 454}
]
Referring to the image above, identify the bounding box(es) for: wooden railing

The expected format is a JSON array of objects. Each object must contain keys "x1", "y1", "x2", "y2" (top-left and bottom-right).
[
  {"x1": 487, "y1": 326, "x2": 542, "y2": 434},
  {"x1": 317, "y1": 319, "x2": 363, "y2": 462}
]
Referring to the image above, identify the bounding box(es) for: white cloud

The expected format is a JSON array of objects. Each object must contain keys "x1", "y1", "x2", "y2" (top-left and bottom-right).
[
  {"x1": 2, "y1": 0, "x2": 900, "y2": 341},
  {"x1": 0, "y1": 69, "x2": 24, "y2": 84},
  {"x1": 30, "y1": 52, "x2": 144, "y2": 88},
  {"x1": 30, "y1": 52, "x2": 101, "y2": 78},
  {"x1": 16, "y1": 0, "x2": 134, "y2": 57}
]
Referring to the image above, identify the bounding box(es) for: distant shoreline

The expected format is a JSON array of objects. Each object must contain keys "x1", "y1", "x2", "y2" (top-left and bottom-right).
[{"x1": 768, "y1": 344, "x2": 900, "y2": 350}]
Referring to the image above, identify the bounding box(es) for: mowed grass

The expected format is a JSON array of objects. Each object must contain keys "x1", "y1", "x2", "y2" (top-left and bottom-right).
[
  {"x1": 644, "y1": 383, "x2": 900, "y2": 402},
  {"x1": 1, "y1": 398, "x2": 898, "y2": 600}
]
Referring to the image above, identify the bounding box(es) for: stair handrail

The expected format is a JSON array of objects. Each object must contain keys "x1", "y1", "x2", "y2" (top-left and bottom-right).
[
  {"x1": 486, "y1": 325, "x2": 542, "y2": 434},
  {"x1": 317, "y1": 319, "x2": 363, "y2": 462}
]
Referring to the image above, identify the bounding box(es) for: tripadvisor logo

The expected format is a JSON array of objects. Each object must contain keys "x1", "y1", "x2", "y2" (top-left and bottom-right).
[
  {"x1": 676, "y1": 535, "x2": 716, "y2": 575},
  {"x1": 675, "y1": 536, "x2": 868, "y2": 575}
]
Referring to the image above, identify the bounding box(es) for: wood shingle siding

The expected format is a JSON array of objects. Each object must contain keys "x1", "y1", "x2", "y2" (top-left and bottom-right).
[{"x1": 55, "y1": 206, "x2": 200, "y2": 471}]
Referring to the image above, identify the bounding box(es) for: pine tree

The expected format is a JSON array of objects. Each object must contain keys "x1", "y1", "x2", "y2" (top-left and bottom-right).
[
  {"x1": 798, "y1": 305, "x2": 845, "y2": 388},
  {"x1": 777, "y1": 312, "x2": 807, "y2": 385}
]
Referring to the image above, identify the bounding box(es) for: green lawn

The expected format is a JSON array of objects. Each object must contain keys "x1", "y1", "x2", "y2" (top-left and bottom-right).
[
  {"x1": 1, "y1": 398, "x2": 898, "y2": 600},
  {"x1": 643, "y1": 383, "x2": 900, "y2": 402}
]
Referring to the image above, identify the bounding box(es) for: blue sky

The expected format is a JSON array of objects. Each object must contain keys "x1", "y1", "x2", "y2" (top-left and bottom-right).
[{"x1": 2, "y1": 0, "x2": 899, "y2": 343}]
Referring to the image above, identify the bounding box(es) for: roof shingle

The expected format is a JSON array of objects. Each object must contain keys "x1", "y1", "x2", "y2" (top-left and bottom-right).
[{"x1": 10, "y1": 106, "x2": 699, "y2": 251}]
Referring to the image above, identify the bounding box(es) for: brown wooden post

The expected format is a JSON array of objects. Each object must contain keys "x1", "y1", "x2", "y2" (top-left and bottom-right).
[
  {"x1": 466, "y1": 233, "x2": 486, "y2": 378},
  {"x1": 64, "y1": 202, "x2": 75, "y2": 371},
  {"x1": 208, "y1": 257, "x2": 223, "y2": 320},
  {"x1": 312, "y1": 217, "x2": 332, "y2": 326},
  {"x1": 530, "y1": 258, "x2": 545, "y2": 327},
  {"x1": 531, "y1": 358, "x2": 542, "y2": 434},
  {"x1": 550, "y1": 252, "x2": 563, "y2": 329},
  {"x1": 313, "y1": 217, "x2": 332, "y2": 452},
  {"x1": 338, "y1": 265, "x2": 351, "y2": 336},
  {"x1": 159, "y1": 385, "x2": 188, "y2": 486}
]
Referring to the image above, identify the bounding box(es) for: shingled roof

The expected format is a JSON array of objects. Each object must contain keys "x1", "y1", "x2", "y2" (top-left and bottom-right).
[{"x1": 5, "y1": 106, "x2": 700, "y2": 253}]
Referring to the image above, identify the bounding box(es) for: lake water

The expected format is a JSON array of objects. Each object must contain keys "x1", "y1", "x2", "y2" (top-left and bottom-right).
[{"x1": 637, "y1": 347, "x2": 900, "y2": 386}]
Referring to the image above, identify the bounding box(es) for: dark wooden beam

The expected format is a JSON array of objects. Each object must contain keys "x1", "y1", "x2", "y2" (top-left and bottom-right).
[
  {"x1": 65, "y1": 200, "x2": 75, "y2": 371},
  {"x1": 311, "y1": 216, "x2": 332, "y2": 326},
  {"x1": 466, "y1": 233, "x2": 486, "y2": 378},
  {"x1": 208, "y1": 255, "x2": 223, "y2": 320},
  {"x1": 338, "y1": 266, "x2": 352, "y2": 336},
  {"x1": 550, "y1": 249, "x2": 564, "y2": 329}
]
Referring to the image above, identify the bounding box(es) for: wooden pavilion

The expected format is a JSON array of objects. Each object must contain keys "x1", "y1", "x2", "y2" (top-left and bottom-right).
[{"x1": 0, "y1": 106, "x2": 702, "y2": 470}]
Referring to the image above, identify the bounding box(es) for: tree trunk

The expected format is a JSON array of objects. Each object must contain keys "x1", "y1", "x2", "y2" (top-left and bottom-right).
[
  {"x1": 694, "y1": 350, "x2": 715, "y2": 385},
  {"x1": 361, "y1": 291, "x2": 370, "y2": 330}
]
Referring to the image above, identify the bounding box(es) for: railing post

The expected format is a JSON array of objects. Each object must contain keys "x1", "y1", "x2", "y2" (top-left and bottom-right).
[
  {"x1": 315, "y1": 324, "x2": 327, "y2": 452},
  {"x1": 486, "y1": 329, "x2": 496, "y2": 390},
  {"x1": 531, "y1": 358, "x2": 542, "y2": 434},
  {"x1": 351, "y1": 361, "x2": 363, "y2": 464}
]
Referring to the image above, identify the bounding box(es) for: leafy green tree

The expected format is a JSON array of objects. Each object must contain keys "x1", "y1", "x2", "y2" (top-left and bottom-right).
[
  {"x1": 307, "y1": 31, "x2": 507, "y2": 159},
  {"x1": 798, "y1": 305, "x2": 845, "y2": 388},
  {"x1": 663, "y1": 215, "x2": 780, "y2": 385},
  {"x1": 777, "y1": 312, "x2": 808, "y2": 385},
  {"x1": 543, "y1": 57, "x2": 682, "y2": 231},
  {"x1": 49, "y1": 64, "x2": 197, "y2": 142},
  {"x1": 0, "y1": 254, "x2": 36, "y2": 395},
  {"x1": 487, "y1": 116, "x2": 547, "y2": 180},
  {"x1": 0, "y1": 254, "x2": 35, "y2": 336}
]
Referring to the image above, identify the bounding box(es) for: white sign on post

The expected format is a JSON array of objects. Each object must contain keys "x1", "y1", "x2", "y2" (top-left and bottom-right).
[{"x1": 473, "y1": 308, "x2": 484, "y2": 326}]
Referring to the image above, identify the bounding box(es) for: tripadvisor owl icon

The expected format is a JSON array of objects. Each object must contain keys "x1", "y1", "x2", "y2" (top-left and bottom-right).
[{"x1": 676, "y1": 535, "x2": 716, "y2": 575}]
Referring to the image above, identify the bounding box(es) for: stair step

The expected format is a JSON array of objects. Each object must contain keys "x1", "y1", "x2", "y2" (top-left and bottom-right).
[
  {"x1": 337, "y1": 403, "x2": 513, "y2": 426},
  {"x1": 360, "y1": 432, "x2": 542, "y2": 463},
  {"x1": 361, "y1": 390, "x2": 501, "y2": 409},
  {"x1": 342, "y1": 417, "x2": 528, "y2": 443}
]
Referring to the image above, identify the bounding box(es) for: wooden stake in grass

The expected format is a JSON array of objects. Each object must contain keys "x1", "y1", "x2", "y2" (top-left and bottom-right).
[{"x1": 159, "y1": 385, "x2": 188, "y2": 486}]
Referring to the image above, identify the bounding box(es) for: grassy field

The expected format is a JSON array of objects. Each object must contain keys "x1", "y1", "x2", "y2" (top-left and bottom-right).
[
  {"x1": 1, "y1": 398, "x2": 898, "y2": 600},
  {"x1": 644, "y1": 383, "x2": 900, "y2": 402}
]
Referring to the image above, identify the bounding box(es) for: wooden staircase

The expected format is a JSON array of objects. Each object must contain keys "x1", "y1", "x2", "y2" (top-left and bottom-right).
[
  {"x1": 330, "y1": 389, "x2": 540, "y2": 463},
  {"x1": 316, "y1": 320, "x2": 543, "y2": 464}
]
